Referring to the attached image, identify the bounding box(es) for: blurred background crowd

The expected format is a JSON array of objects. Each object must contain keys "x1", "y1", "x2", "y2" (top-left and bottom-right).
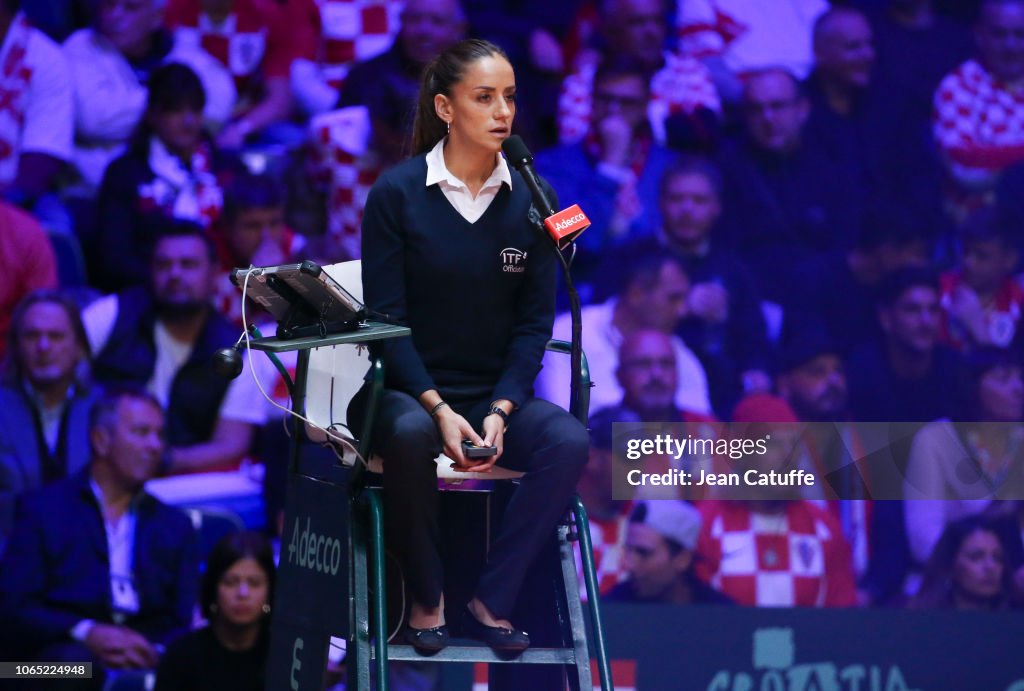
[{"x1": 0, "y1": 0, "x2": 1023, "y2": 686}]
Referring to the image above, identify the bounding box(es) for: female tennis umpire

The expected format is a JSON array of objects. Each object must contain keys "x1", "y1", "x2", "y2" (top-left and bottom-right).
[{"x1": 349, "y1": 38, "x2": 589, "y2": 654}]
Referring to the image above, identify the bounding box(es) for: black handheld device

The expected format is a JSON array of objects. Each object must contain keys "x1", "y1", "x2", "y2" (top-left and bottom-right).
[{"x1": 461, "y1": 440, "x2": 498, "y2": 459}]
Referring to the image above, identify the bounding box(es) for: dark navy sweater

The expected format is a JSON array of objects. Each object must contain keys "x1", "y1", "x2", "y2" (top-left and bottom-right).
[{"x1": 361, "y1": 153, "x2": 558, "y2": 406}]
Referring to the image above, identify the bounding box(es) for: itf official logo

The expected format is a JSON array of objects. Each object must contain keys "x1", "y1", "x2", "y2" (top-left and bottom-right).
[{"x1": 500, "y1": 247, "x2": 527, "y2": 273}]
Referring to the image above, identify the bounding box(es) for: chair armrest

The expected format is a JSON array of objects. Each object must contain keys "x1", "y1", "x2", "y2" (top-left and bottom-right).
[
  {"x1": 545, "y1": 339, "x2": 591, "y2": 426},
  {"x1": 358, "y1": 358, "x2": 385, "y2": 462}
]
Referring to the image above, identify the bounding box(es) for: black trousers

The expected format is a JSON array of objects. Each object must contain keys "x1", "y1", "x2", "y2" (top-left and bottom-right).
[{"x1": 349, "y1": 384, "x2": 588, "y2": 620}]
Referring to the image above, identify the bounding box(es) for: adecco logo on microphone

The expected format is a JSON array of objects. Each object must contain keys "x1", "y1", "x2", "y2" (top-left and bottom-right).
[{"x1": 544, "y1": 204, "x2": 591, "y2": 248}]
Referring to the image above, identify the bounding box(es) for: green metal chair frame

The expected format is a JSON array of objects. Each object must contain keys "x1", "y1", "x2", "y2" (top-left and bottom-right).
[{"x1": 345, "y1": 340, "x2": 612, "y2": 691}]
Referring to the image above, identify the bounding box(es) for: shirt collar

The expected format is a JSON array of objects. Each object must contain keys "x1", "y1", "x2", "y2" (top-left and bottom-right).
[
  {"x1": 425, "y1": 137, "x2": 512, "y2": 192},
  {"x1": 21, "y1": 379, "x2": 76, "y2": 414},
  {"x1": 88, "y1": 477, "x2": 145, "y2": 517}
]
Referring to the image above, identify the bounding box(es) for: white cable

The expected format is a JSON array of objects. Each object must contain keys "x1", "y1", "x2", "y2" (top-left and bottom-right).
[
  {"x1": 240, "y1": 272, "x2": 414, "y2": 643},
  {"x1": 239, "y1": 268, "x2": 367, "y2": 468},
  {"x1": 383, "y1": 550, "x2": 406, "y2": 643}
]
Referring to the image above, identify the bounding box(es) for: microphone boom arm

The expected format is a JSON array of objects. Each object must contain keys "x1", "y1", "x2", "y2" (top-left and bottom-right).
[
  {"x1": 505, "y1": 135, "x2": 586, "y2": 420},
  {"x1": 531, "y1": 210, "x2": 585, "y2": 420}
]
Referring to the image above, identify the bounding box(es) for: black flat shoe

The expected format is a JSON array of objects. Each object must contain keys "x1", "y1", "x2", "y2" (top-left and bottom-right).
[
  {"x1": 402, "y1": 624, "x2": 450, "y2": 653},
  {"x1": 463, "y1": 610, "x2": 530, "y2": 652}
]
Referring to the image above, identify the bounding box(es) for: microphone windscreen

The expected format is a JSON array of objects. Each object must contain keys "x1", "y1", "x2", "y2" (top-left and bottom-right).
[
  {"x1": 501, "y1": 135, "x2": 532, "y2": 169},
  {"x1": 212, "y1": 347, "x2": 244, "y2": 379}
]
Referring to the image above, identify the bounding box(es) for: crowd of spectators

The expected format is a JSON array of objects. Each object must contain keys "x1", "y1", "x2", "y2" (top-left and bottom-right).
[{"x1": 2, "y1": 0, "x2": 1024, "y2": 683}]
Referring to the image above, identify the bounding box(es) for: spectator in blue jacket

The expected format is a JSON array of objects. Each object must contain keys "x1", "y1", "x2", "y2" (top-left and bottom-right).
[
  {"x1": 0, "y1": 389, "x2": 198, "y2": 688},
  {"x1": 0, "y1": 290, "x2": 100, "y2": 556}
]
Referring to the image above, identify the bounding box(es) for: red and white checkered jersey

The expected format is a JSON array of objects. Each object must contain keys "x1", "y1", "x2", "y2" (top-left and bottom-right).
[
  {"x1": 308, "y1": 146, "x2": 381, "y2": 260},
  {"x1": 299, "y1": 0, "x2": 403, "y2": 92},
  {"x1": 934, "y1": 59, "x2": 1024, "y2": 173},
  {"x1": 556, "y1": 51, "x2": 721, "y2": 145},
  {"x1": 308, "y1": 107, "x2": 382, "y2": 259},
  {"x1": 574, "y1": 502, "x2": 633, "y2": 599},
  {"x1": 167, "y1": 0, "x2": 294, "y2": 100},
  {"x1": 695, "y1": 500, "x2": 857, "y2": 607},
  {"x1": 939, "y1": 270, "x2": 1024, "y2": 350},
  {"x1": 676, "y1": 0, "x2": 827, "y2": 79},
  {"x1": 0, "y1": 14, "x2": 73, "y2": 186}
]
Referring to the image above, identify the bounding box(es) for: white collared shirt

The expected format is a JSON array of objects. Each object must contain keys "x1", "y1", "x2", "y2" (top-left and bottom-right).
[
  {"x1": 71, "y1": 480, "x2": 142, "y2": 641},
  {"x1": 425, "y1": 137, "x2": 512, "y2": 224},
  {"x1": 88, "y1": 480, "x2": 140, "y2": 620}
]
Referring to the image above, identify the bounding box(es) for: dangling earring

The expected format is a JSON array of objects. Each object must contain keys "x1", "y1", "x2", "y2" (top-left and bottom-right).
[
  {"x1": 446, "y1": 120, "x2": 451, "y2": 135},
  {"x1": 262, "y1": 603, "x2": 271, "y2": 615}
]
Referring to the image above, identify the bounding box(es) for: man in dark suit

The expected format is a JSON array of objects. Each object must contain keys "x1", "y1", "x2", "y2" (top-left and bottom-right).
[
  {"x1": 0, "y1": 389, "x2": 198, "y2": 687},
  {"x1": 0, "y1": 290, "x2": 100, "y2": 555}
]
